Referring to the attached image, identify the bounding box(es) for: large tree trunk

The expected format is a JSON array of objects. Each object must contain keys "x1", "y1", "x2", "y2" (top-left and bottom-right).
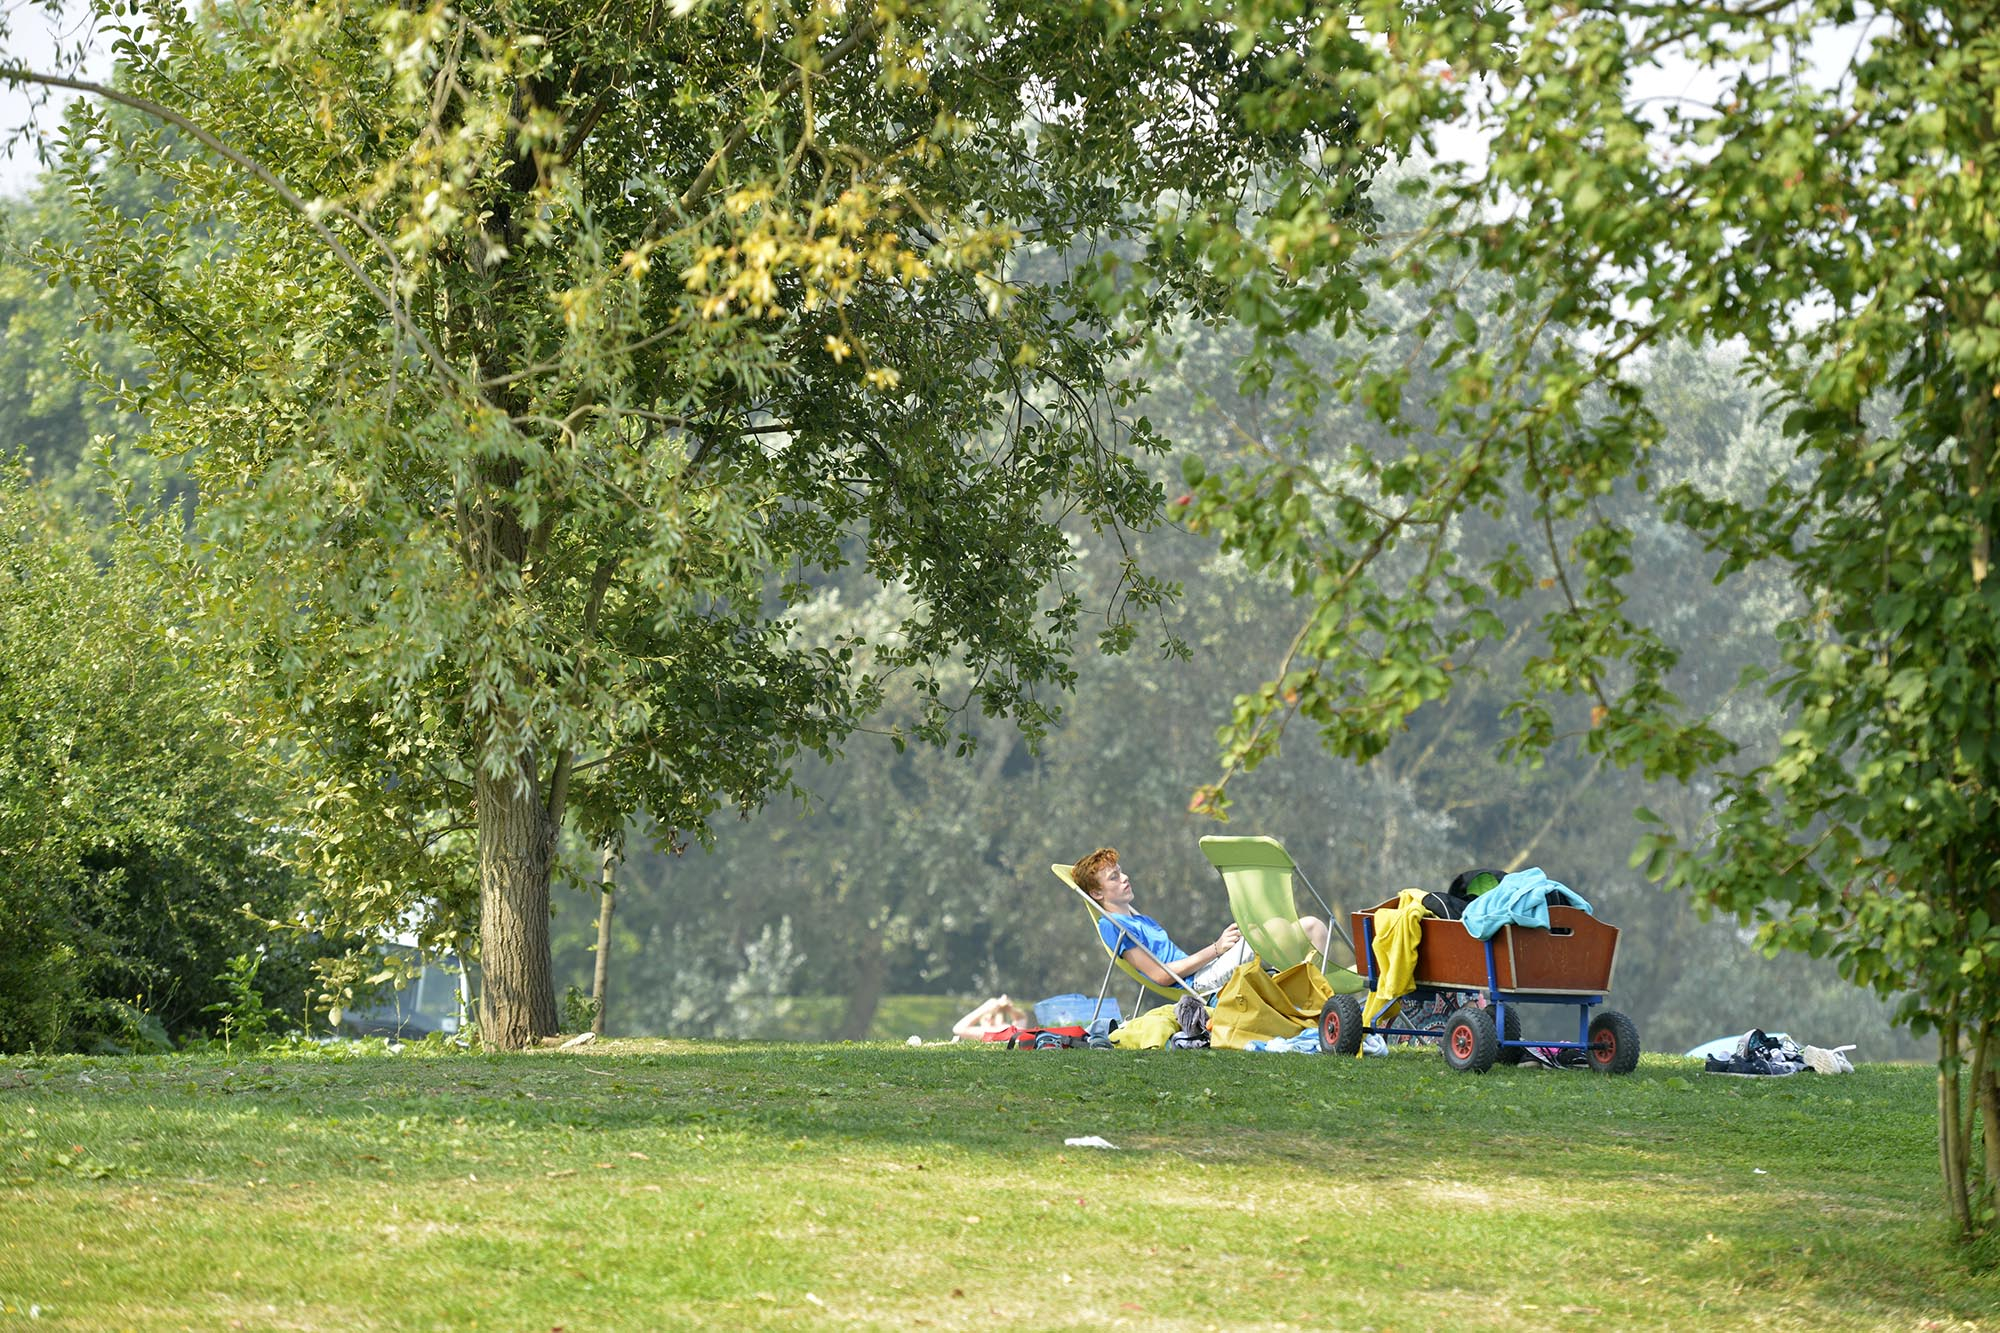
[{"x1": 476, "y1": 759, "x2": 560, "y2": 1049}]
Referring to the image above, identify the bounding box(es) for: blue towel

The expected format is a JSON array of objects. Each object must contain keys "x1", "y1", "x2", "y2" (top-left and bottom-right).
[{"x1": 1460, "y1": 868, "x2": 1592, "y2": 940}]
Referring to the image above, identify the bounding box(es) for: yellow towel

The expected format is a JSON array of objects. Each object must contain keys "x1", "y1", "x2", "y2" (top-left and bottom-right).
[
  {"x1": 1361, "y1": 889, "x2": 1432, "y2": 1027},
  {"x1": 1108, "y1": 1003, "x2": 1183, "y2": 1050}
]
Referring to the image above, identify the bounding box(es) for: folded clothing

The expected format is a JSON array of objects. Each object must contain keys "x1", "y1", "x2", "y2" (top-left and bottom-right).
[{"x1": 1704, "y1": 1027, "x2": 1807, "y2": 1076}]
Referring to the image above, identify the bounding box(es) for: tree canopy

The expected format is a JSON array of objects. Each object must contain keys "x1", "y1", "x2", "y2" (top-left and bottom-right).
[
  {"x1": 1165, "y1": 0, "x2": 2000, "y2": 1236},
  {"x1": 3, "y1": 0, "x2": 1376, "y2": 1046}
]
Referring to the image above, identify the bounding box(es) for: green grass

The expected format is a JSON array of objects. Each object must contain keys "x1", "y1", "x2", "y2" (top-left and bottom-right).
[{"x1": 0, "y1": 1042, "x2": 1990, "y2": 1331}]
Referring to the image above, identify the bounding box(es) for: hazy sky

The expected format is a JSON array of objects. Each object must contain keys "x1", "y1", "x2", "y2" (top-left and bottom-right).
[{"x1": 0, "y1": 1, "x2": 110, "y2": 198}]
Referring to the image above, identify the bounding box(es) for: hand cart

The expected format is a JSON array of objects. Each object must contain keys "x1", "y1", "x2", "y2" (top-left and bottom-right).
[{"x1": 1318, "y1": 897, "x2": 1641, "y2": 1074}]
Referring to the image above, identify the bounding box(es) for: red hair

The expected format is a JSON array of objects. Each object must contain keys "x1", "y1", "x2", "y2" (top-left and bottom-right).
[{"x1": 1072, "y1": 847, "x2": 1120, "y2": 901}]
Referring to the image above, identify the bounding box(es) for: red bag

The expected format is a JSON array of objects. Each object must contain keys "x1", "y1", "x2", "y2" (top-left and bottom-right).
[{"x1": 982, "y1": 1024, "x2": 1088, "y2": 1049}]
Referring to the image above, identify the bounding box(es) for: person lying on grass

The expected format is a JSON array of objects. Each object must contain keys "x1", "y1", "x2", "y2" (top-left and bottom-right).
[
  {"x1": 1072, "y1": 847, "x2": 1330, "y2": 994},
  {"x1": 951, "y1": 996, "x2": 1029, "y2": 1041}
]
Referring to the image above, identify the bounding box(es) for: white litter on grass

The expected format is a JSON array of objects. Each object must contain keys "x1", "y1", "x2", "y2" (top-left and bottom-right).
[
  {"x1": 1753, "y1": 1168, "x2": 1768, "y2": 1175},
  {"x1": 559, "y1": 1032, "x2": 596, "y2": 1050},
  {"x1": 1064, "y1": 1135, "x2": 1119, "y2": 1150},
  {"x1": 906, "y1": 1035, "x2": 923, "y2": 1046}
]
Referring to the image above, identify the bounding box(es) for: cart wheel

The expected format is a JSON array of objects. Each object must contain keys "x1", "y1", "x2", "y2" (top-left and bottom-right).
[
  {"x1": 1496, "y1": 1004, "x2": 1525, "y2": 1065},
  {"x1": 1441, "y1": 1006, "x2": 1498, "y2": 1074},
  {"x1": 1587, "y1": 1010, "x2": 1641, "y2": 1075},
  {"x1": 1319, "y1": 994, "x2": 1364, "y2": 1055}
]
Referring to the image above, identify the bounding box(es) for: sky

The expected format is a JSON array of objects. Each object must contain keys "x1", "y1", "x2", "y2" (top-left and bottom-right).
[{"x1": 0, "y1": 0, "x2": 111, "y2": 198}]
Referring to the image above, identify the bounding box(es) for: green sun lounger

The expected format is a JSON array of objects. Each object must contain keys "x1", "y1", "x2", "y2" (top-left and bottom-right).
[{"x1": 1198, "y1": 834, "x2": 1365, "y2": 992}]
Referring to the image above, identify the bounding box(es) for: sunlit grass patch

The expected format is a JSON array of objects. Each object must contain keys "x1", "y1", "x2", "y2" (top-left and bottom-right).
[{"x1": 0, "y1": 1042, "x2": 1989, "y2": 1331}]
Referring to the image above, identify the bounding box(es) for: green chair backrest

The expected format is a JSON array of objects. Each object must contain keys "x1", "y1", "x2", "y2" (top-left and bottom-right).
[
  {"x1": 1198, "y1": 834, "x2": 1316, "y2": 970},
  {"x1": 1049, "y1": 863, "x2": 1200, "y2": 1002}
]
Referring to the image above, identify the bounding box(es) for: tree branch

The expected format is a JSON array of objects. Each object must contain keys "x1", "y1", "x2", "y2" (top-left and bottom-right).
[
  {"x1": 664, "y1": 16, "x2": 878, "y2": 225},
  {"x1": 0, "y1": 64, "x2": 476, "y2": 400},
  {"x1": 545, "y1": 556, "x2": 620, "y2": 824}
]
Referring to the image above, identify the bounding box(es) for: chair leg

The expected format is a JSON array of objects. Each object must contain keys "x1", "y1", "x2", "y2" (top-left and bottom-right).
[{"x1": 1090, "y1": 951, "x2": 1118, "y2": 1029}]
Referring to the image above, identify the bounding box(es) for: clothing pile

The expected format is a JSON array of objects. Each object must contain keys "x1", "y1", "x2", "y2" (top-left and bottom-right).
[
  {"x1": 1246, "y1": 1030, "x2": 1391, "y2": 1056},
  {"x1": 1460, "y1": 868, "x2": 1594, "y2": 941},
  {"x1": 1704, "y1": 1028, "x2": 1856, "y2": 1076},
  {"x1": 1703, "y1": 1029, "x2": 1808, "y2": 1076},
  {"x1": 1245, "y1": 1029, "x2": 1322, "y2": 1054}
]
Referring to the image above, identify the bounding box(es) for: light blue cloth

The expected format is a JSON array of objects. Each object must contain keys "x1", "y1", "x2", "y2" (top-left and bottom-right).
[
  {"x1": 1460, "y1": 868, "x2": 1592, "y2": 940},
  {"x1": 1246, "y1": 1030, "x2": 1323, "y2": 1054}
]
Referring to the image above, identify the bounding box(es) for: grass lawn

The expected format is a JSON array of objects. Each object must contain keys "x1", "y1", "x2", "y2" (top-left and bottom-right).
[{"x1": 0, "y1": 1041, "x2": 1991, "y2": 1331}]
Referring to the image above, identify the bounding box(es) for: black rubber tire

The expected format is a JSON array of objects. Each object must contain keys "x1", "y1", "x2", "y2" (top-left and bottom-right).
[
  {"x1": 1319, "y1": 994, "x2": 1365, "y2": 1055},
  {"x1": 1441, "y1": 1005, "x2": 1499, "y2": 1074},
  {"x1": 1496, "y1": 1004, "x2": 1525, "y2": 1065},
  {"x1": 1588, "y1": 1010, "x2": 1641, "y2": 1075}
]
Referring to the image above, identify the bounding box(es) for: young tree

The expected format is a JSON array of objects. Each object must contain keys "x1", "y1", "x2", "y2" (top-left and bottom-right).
[
  {"x1": 1167, "y1": 1, "x2": 2000, "y2": 1235},
  {"x1": 1, "y1": 0, "x2": 1364, "y2": 1046}
]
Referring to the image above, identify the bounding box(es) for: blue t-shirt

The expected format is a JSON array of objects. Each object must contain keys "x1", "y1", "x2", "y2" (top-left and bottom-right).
[{"x1": 1098, "y1": 912, "x2": 1186, "y2": 966}]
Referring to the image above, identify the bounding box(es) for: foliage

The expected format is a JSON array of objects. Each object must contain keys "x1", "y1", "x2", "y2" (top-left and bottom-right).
[
  {"x1": 613, "y1": 914, "x2": 804, "y2": 1039},
  {"x1": 1152, "y1": 0, "x2": 2000, "y2": 1237},
  {"x1": 0, "y1": 889, "x2": 75, "y2": 1052},
  {"x1": 1, "y1": 1042, "x2": 1992, "y2": 1328},
  {"x1": 0, "y1": 477, "x2": 313, "y2": 1051},
  {"x1": 0, "y1": 177, "x2": 164, "y2": 508},
  {"x1": 200, "y1": 953, "x2": 281, "y2": 1053},
  {"x1": 5, "y1": 0, "x2": 1373, "y2": 1047},
  {"x1": 558, "y1": 982, "x2": 598, "y2": 1035}
]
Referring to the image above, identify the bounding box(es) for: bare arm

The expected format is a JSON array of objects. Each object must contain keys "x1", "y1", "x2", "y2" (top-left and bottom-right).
[
  {"x1": 951, "y1": 995, "x2": 1015, "y2": 1040},
  {"x1": 1119, "y1": 925, "x2": 1242, "y2": 987}
]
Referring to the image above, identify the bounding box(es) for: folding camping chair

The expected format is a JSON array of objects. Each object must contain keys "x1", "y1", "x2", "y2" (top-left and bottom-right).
[
  {"x1": 1197, "y1": 835, "x2": 1365, "y2": 991},
  {"x1": 1049, "y1": 862, "x2": 1213, "y2": 1031}
]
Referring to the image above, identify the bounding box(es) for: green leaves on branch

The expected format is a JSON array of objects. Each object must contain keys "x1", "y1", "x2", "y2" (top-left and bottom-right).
[
  {"x1": 1166, "y1": 0, "x2": 2000, "y2": 1238},
  {"x1": 18, "y1": 0, "x2": 1391, "y2": 1038}
]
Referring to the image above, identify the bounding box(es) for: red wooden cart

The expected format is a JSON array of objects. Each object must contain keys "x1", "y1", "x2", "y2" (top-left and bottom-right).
[{"x1": 1318, "y1": 897, "x2": 1641, "y2": 1074}]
